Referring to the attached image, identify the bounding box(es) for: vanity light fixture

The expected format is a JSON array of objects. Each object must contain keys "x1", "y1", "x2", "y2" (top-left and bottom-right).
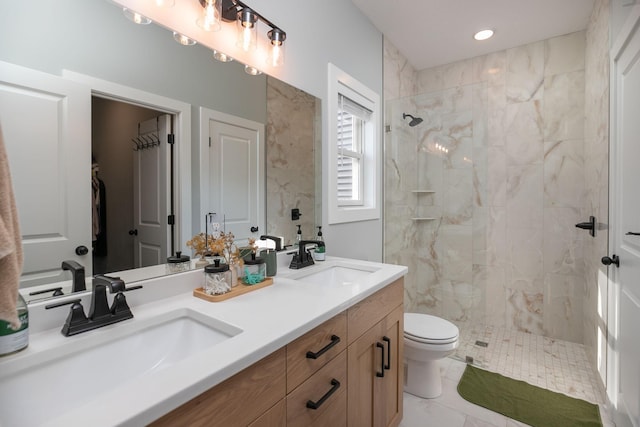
[
  {"x1": 216, "y1": 0, "x2": 287, "y2": 65},
  {"x1": 197, "y1": 0, "x2": 222, "y2": 32},
  {"x1": 473, "y1": 29, "x2": 494, "y2": 41},
  {"x1": 122, "y1": 8, "x2": 151, "y2": 25},
  {"x1": 244, "y1": 65, "x2": 262, "y2": 76},
  {"x1": 213, "y1": 50, "x2": 234, "y2": 62},
  {"x1": 173, "y1": 31, "x2": 197, "y2": 46},
  {"x1": 236, "y1": 7, "x2": 258, "y2": 51}
]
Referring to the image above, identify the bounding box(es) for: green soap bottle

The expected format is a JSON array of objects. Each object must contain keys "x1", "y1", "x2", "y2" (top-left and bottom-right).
[{"x1": 0, "y1": 294, "x2": 29, "y2": 357}]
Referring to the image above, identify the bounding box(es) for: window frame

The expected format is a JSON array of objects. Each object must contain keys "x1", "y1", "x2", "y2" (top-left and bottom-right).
[{"x1": 327, "y1": 63, "x2": 381, "y2": 224}]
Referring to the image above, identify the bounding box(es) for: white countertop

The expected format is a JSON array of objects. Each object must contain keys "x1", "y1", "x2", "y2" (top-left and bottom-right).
[{"x1": 0, "y1": 256, "x2": 407, "y2": 427}]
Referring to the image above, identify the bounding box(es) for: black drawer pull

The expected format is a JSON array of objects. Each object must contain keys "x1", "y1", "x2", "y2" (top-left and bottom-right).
[
  {"x1": 306, "y1": 379, "x2": 341, "y2": 410},
  {"x1": 383, "y1": 336, "x2": 391, "y2": 370},
  {"x1": 306, "y1": 335, "x2": 341, "y2": 359},
  {"x1": 376, "y1": 342, "x2": 385, "y2": 378}
]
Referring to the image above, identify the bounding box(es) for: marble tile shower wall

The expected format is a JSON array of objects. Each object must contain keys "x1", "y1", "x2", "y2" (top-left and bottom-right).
[
  {"x1": 384, "y1": 31, "x2": 589, "y2": 343},
  {"x1": 582, "y1": 0, "x2": 609, "y2": 376}
]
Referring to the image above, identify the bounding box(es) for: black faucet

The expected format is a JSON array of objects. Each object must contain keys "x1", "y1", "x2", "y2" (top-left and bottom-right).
[
  {"x1": 290, "y1": 240, "x2": 325, "y2": 269},
  {"x1": 61, "y1": 260, "x2": 86, "y2": 292},
  {"x1": 45, "y1": 274, "x2": 140, "y2": 337}
]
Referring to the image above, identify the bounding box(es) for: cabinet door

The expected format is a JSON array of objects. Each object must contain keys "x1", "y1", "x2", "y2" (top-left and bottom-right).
[
  {"x1": 380, "y1": 305, "x2": 403, "y2": 427},
  {"x1": 347, "y1": 321, "x2": 384, "y2": 426}
]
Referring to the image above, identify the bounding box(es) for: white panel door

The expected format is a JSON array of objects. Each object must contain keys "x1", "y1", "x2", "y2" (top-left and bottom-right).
[
  {"x1": 0, "y1": 61, "x2": 91, "y2": 287},
  {"x1": 203, "y1": 109, "x2": 264, "y2": 246},
  {"x1": 132, "y1": 115, "x2": 170, "y2": 267},
  {"x1": 610, "y1": 6, "x2": 640, "y2": 427}
]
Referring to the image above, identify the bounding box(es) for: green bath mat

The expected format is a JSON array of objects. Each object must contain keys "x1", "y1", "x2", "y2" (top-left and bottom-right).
[{"x1": 457, "y1": 365, "x2": 602, "y2": 427}]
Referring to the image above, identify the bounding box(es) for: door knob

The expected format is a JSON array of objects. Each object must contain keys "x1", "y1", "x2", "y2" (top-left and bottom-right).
[
  {"x1": 128, "y1": 229, "x2": 138, "y2": 236},
  {"x1": 75, "y1": 245, "x2": 89, "y2": 256},
  {"x1": 601, "y1": 255, "x2": 620, "y2": 268},
  {"x1": 250, "y1": 226, "x2": 259, "y2": 233}
]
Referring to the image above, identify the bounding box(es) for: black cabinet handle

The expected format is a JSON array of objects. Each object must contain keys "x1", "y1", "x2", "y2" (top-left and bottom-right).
[
  {"x1": 383, "y1": 336, "x2": 391, "y2": 370},
  {"x1": 306, "y1": 379, "x2": 340, "y2": 410},
  {"x1": 376, "y1": 342, "x2": 385, "y2": 378},
  {"x1": 306, "y1": 335, "x2": 341, "y2": 360},
  {"x1": 626, "y1": 232, "x2": 640, "y2": 236}
]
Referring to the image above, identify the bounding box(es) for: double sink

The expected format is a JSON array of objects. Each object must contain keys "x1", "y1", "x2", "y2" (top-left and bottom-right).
[{"x1": 0, "y1": 259, "x2": 382, "y2": 426}]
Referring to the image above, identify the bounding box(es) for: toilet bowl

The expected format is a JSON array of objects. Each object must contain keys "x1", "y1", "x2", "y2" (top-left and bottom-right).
[{"x1": 404, "y1": 313, "x2": 459, "y2": 399}]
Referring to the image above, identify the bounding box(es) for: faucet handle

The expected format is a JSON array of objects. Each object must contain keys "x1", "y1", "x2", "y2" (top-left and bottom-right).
[{"x1": 45, "y1": 298, "x2": 89, "y2": 337}]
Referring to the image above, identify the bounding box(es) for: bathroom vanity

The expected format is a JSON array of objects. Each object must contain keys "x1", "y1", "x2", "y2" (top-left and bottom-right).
[{"x1": 0, "y1": 257, "x2": 406, "y2": 426}]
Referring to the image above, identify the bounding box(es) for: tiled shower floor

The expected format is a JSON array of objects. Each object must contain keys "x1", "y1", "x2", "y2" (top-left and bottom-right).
[
  {"x1": 400, "y1": 326, "x2": 613, "y2": 427},
  {"x1": 453, "y1": 325, "x2": 605, "y2": 404}
]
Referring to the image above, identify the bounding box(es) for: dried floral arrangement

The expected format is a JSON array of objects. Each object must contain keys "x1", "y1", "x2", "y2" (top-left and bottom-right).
[{"x1": 186, "y1": 232, "x2": 258, "y2": 267}]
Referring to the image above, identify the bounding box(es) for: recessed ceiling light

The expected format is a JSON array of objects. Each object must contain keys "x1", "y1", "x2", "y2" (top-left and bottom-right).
[{"x1": 474, "y1": 29, "x2": 494, "y2": 41}]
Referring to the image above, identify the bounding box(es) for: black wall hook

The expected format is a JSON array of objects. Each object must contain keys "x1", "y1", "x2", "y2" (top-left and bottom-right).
[{"x1": 575, "y1": 216, "x2": 596, "y2": 237}]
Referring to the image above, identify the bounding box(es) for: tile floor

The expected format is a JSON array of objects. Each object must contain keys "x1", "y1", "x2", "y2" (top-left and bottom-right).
[{"x1": 400, "y1": 326, "x2": 614, "y2": 427}]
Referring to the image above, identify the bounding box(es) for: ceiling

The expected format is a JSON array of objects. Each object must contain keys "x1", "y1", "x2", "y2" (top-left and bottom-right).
[{"x1": 350, "y1": 0, "x2": 596, "y2": 71}]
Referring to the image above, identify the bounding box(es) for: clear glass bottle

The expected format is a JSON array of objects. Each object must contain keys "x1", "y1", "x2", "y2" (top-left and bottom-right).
[{"x1": 0, "y1": 294, "x2": 29, "y2": 357}]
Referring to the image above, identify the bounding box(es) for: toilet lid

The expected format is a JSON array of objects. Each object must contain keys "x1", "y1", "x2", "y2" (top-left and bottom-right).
[{"x1": 404, "y1": 313, "x2": 459, "y2": 343}]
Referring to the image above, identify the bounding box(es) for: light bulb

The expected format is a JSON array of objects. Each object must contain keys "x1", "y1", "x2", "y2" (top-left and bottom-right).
[
  {"x1": 123, "y1": 8, "x2": 151, "y2": 25},
  {"x1": 173, "y1": 32, "x2": 196, "y2": 46},
  {"x1": 236, "y1": 9, "x2": 257, "y2": 52},
  {"x1": 244, "y1": 65, "x2": 262, "y2": 76},
  {"x1": 267, "y1": 28, "x2": 286, "y2": 67},
  {"x1": 197, "y1": 0, "x2": 221, "y2": 32},
  {"x1": 213, "y1": 50, "x2": 233, "y2": 62}
]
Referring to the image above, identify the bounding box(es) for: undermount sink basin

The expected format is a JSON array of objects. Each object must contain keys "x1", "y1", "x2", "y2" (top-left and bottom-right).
[
  {"x1": 0, "y1": 308, "x2": 242, "y2": 427},
  {"x1": 290, "y1": 262, "x2": 380, "y2": 286}
]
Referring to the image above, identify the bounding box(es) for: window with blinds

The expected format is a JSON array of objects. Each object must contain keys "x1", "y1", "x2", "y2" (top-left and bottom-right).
[{"x1": 337, "y1": 94, "x2": 371, "y2": 205}]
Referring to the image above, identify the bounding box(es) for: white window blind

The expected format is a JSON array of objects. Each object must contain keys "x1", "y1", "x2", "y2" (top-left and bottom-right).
[{"x1": 337, "y1": 94, "x2": 371, "y2": 204}]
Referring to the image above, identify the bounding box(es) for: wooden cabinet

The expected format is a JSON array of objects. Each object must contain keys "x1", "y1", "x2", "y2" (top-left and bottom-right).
[
  {"x1": 347, "y1": 279, "x2": 404, "y2": 427},
  {"x1": 150, "y1": 347, "x2": 286, "y2": 427},
  {"x1": 150, "y1": 278, "x2": 404, "y2": 427}
]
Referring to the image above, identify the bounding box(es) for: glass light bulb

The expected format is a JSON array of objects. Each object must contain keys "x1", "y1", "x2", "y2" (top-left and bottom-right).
[
  {"x1": 244, "y1": 65, "x2": 262, "y2": 76},
  {"x1": 197, "y1": 0, "x2": 221, "y2": 32},
  {"x1": 270, "y1": 44, "x2": 284, "y2": 67},
  {"x1": 123, "y1": 8, "x2": 151, "y2": 25},
  {"x1": 213, "y1": 50, "x2": 233, "y2": 62},
  {"x1": 173, "y1": 32, "x2": 196, "y2": 46}
]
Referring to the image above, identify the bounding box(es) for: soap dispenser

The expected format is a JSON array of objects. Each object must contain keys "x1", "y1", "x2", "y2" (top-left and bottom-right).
[{"x1": 314, "y1": 226, "x2": 325, "y2": 261}]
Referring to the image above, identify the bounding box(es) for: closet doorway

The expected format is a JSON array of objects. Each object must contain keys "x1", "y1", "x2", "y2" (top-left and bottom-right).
[{"x1": 91, "y1": 96, "x2": 174, "y2": 275}]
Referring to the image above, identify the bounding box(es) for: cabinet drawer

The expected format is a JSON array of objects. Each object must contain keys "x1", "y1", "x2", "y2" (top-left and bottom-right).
[
  {"x1": 150, "y1": 347, "x2": 286, "y2": 427},
  {"x1": 286, "y1": 350, "x2": 347, "y2": 427},
  {"x1": 287, "y1": 311, "x2": 347, "y2": 393},
  {"x1": 348, "y1": 278, "x2": 403, "y2": 344},
  {"x1": 248, "y1": 399, "x2": 286, "y2": 427}
]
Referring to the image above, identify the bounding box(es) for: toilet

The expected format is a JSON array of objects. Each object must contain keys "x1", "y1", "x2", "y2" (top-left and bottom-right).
[{"x1": 403, "y1": 313, "x2": 459, "y2": 399}]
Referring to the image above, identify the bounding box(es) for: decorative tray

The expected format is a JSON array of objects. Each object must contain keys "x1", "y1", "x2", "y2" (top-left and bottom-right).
[{"x1": 193, "y1": 277, "x2": 274, "y2": 302}]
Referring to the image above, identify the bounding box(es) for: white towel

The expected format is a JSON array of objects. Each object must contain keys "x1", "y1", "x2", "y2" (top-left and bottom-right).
[{"x1": 0, "y1": 124, "x2": 23, "y2": 328}]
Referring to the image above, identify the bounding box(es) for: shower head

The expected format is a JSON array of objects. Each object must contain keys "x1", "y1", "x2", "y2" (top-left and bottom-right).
[{"x1": 403, "y1": 113, "x2": 423, "y2": 127}]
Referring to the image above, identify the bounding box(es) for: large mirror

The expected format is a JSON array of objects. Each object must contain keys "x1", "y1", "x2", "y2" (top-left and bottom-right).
[{"x1": 0, "y1": 0, "x2": 320, "y2": 302}]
